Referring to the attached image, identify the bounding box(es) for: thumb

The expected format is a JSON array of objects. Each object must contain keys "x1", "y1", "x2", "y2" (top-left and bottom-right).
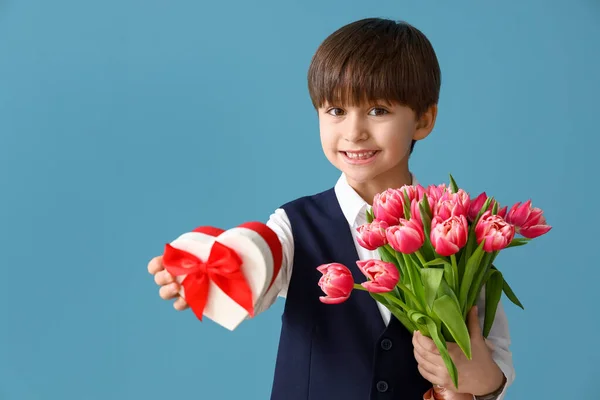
[{"x1": 468, "y1": 306, "x2": 482, "y2": 337}]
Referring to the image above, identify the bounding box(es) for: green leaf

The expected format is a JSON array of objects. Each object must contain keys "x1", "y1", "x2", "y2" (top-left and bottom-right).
[
  {"x1": 379, "y1": 245, "x2": 399, "y2": 267},
  {"x1": 387, "y1": 246, "x2": 408, "y2": 284},
  {"x1": 506, "y1": 237, "x2": 531, "y2": 248},
  {"x1": 502, "y1": 278, "x2": 524, "y2": 309},
  {"x1": 371, "y1": 293, "x2": 417, "y2": 331},
  {"x1": 433, "y1": 295, "x2": 472, "y2": 359},
  {"x1": 466, "y1": 251, "x2": 494, "y2": 313},
  {"x1": 490, "y1": 265, "x2": 525, "y2": 310},
  {"x1": 421, "y1": 191, "x2": 433, "y2": 217},
  {"x1": 423, "y1": 258, "x2": 452, "y2": 267},
  {"x1": 366, "y1": 207, "x2": 374, "y2": 223},
  {"x1": 482, "y1": 269, "x2": 504, "y2": 337},
  {"x1": 418, "y1": 202, "x2": 436, "y2": 259},
  {"x1": 390, "y1": 306, "x2": 417, "y2": 332},
  {"x1": 403, "y1": 253, "x2": 427, "y2": 311},
  {"x1": 408, "y1": 310, "x2": 429, "y2": 334},
  {"x1": 420, "y1": 268, "x2": 444, "y2": 309},
  {"x1": 411, "y1": 310, "x2": 459, "y2": 389},
  {"x1": 409, "y1": 253, "x2": 422, "y2": 269},
  {"x1": 449, "y1": 174, "x2": 459, "y2": 193},
  {"x1": 443, "y1": 263, "x2": 454, "y2": 292},
  {"x1": 457, "y1": 227, "x2": 482, "y2": 283},
  {"x1": 402, "y1": 189, "x2": 412, "y2": 220},
  {"x1": 439, "y1": 278, "x2": 460, "y2": 308},
  {"x1": 458, "y1": 239, "x2": 486, "y2": 316}
]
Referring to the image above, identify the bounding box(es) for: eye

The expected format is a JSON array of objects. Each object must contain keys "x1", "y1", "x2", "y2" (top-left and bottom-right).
[
  {"x1": 369, "y1": 107, "x2": 389, "y2": 116},
  {"x1": 326, "y1": 107, "x2": 345, "y2": 116}
]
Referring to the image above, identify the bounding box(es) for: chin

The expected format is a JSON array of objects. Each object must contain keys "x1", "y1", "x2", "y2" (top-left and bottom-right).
[{"x1": 340, "y1": 168, "x2": 379, "y2": 184}]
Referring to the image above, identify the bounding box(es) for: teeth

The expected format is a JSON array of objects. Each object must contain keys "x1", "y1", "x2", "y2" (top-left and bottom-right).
[{"x1": 346, "y1": 151, "x2": 376, "y2": 159}]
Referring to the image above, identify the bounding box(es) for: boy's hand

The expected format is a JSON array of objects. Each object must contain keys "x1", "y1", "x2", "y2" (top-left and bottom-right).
[
  {"x1": 147, "y1": 255, "x2": 189, "y2": 311},
  {"x1": 412, "y1": 306, "x2": 505, "y2": 396}
]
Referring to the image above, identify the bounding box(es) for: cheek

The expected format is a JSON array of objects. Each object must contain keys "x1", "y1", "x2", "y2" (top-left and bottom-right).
[
  {"x1": 381, "y1": 125, "x2": 413, "y2": 156},
  {"x1": 319, "y1": 125, "x2": 338, "y2": 152}
]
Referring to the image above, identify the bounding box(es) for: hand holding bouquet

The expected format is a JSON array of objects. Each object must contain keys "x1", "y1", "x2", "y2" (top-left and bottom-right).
[{"x1": 316, "y1": 175, "x2": 551, "y2": 395}]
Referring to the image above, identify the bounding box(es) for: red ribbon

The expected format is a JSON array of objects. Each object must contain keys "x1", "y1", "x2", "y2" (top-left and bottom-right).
[{"x1": 162, "y1": 241, "x2": 254, "y2": 321}]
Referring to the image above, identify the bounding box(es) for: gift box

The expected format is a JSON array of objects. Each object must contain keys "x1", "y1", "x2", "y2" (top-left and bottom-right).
[{"x1": 163, "y1": 222, "x2": 282, "y2": 331}]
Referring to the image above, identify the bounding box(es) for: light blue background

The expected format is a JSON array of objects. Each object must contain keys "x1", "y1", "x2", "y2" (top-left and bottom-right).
[{"x1": 1, "y1": 0, "x2": 598, "y2": 399}]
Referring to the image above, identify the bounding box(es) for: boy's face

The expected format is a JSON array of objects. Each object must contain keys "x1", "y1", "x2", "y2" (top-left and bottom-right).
[{"x1": 318, "y1": 101, "x2": 435, "y2": 190}]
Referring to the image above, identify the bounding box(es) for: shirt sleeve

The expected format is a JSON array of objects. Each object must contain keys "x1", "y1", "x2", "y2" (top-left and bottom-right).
[
  {"x1": 472, "y1": 287, "x2": 515, "y2": 400},
  {"x1": 253, "y1": 208, "x2": 294, "y2": 315}
]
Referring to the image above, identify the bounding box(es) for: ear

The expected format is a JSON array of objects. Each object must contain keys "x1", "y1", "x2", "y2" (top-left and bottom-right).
[{"x1": 413, "y1": 104, "x2": 438, "y2": 141}]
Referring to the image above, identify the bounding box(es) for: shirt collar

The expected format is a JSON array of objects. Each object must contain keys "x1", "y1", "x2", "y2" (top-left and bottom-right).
[{"x1": 334, "y1": 173, "x2": 419, "y2": 227}]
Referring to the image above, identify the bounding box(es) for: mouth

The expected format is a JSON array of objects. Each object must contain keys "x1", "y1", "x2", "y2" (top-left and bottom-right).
[{"x1": 340, "y1": 150, "x2": 380, "y2": 164}]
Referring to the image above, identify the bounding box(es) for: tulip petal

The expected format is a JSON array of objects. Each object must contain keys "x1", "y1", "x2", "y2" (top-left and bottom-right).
[
  {"x1": 319, "y1": 295, "x2": 349, "y2": 304},
  {"x1": 519, "y1": 224, "x2": 552, "y2": 238}
]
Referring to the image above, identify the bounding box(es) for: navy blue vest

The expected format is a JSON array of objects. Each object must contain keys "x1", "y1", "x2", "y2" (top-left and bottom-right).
[{"x1": 270, "y1": 188, "x2": 431, "y2": 399}]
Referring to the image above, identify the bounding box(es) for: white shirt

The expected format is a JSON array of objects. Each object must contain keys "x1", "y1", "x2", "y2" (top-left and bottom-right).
[{"x1": 257, "y1": 173, "x2": 515, "y2": 400}]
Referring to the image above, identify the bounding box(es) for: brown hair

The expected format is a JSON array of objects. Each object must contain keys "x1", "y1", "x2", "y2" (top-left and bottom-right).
[{"x1": 307, "y1": 18, "x2": 441, "y2": 151}]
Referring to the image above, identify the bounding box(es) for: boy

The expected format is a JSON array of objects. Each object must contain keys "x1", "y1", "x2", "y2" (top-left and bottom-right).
[{"x1": 147, "y1": 18, "x2": 514, "y2": 400}]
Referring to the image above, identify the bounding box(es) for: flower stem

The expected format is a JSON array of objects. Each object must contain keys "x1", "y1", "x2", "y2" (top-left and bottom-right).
[
  {"x1": 396, "y1": 281, "x2": 423, "y2": 311},
  {"x1": 415, "y1": 250, "x2": 427, "y2": 267},
  {"x1": 353, "y1": 283, "x2": 366, "y2": 291},
  {"x1": 451, "y1": 254, "x2": 459, "y2": 292},
  {"x1": 382, "y1": 293, "x2": 411, "y2": 312}
]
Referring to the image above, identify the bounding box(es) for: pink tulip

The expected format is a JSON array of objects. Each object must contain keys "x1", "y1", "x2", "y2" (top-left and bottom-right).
[
  {"x1": 372, "y1": 189, "x2": 405, "y2": 225},
  {"x1": 505, "y1": 200, "x2": 552, "y2": 238},
  {"x1": 468, "y1": 192, "x2": 488, "y2": 221},
  {"x1": 316, "y1": 263, "x2": 355, "y2": 304},
  {"x1": 497, "y1": 205, "x2": 508, "y2": 219},
  {"x1": 426, "y1": 184, "x2": 447, "y2": 205},
  {"x1": 410, "y1": 198, "x2": 422, "y2": 223},
  {"x1": 430, "y1": 215, "x2": 469, "y2": 256},
  {"x1": 356, "y1": 259, "x2": 399, "y2": 293},
  {"x1": 373, "y1": 185, "x2": 426, "y2": 225},
  {"x1": 400, "y1": 184, "x2": 427, "y2": 203},
  {"x1": 453, "y1": 189, "x2": 471, "y2": 211},
  {"x1": 386, "y1": 218, "x2": 425, "y2": 254},
  {"x1": 433, "y1": 192, "x2": 469, "y2": 221},
  {"x1": 475, "y1": 211, "x2": 515, "y2": 252},
  {"x1": 468, "y1": 192, "x2": 508, "y2": 222},
  {"x1": 356, "y1": 220, "x2": 389, "y2": 250}
]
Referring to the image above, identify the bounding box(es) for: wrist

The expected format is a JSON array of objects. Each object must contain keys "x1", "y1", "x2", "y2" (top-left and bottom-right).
[
  {"x1": 473, "y1": 361, "x2": 505, "y2": 396},
  {"x1": 474, "y1": 372, "x2": 506, "y2": 399}
]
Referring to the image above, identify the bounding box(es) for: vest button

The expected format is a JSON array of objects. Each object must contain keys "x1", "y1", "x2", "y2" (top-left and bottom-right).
[
  {"x1": 376, "y1": 380, "x2": 389, "y2": 392},
  {"x1": 381, "y1": 338, "x2": 392, "y2": 350}
]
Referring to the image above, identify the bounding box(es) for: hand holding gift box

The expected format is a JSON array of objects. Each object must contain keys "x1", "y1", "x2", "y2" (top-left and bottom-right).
[{"x1": 161, "y1": 222, "x2": 282, "y2": 331}]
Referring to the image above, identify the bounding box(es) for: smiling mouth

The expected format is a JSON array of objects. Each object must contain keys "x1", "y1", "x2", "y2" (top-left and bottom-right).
[{"x1": 341, "y1": 150, "x2": 379, "y2": 160}]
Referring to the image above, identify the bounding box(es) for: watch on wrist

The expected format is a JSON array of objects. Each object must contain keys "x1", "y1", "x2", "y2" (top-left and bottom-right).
[{"x1": 474, "y1": 375, "x2": 507, "y2": 400}]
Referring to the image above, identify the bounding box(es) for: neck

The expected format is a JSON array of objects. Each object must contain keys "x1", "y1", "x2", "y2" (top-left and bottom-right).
[{"x1": 349, "y1": 164, "x2": 413, "y2": 206}]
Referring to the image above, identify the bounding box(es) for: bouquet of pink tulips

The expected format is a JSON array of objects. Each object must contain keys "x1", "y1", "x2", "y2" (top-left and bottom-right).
[{"x1": 316, "y1": 175, "x2": 551, "y2": 389}]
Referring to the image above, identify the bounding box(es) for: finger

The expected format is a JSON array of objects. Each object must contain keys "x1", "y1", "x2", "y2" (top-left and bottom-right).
[
  {"x1": 414, "y1": 343, "x2": 445, "y2": 367},
  {"x1": 159, "y1": 282, "x2": 180, "y2": 300},
  {"x1": 418, "y1": 364, "x2": 442, "y2": 386},
  {"x1": 414, "y1": 331, "x2": 440, "y2": 354},
  {"x1": 467, "y1": 305, "x2": 482, "y2": 337},
  {"x1": 148, "y1": 256, "x2": 164, "y2": 275},
  {"x1": 414, "y1": 348, "x2": 442, "y2": 376},
  {"x1": 446, "y1": 343, "x2": 467, "y2": 362},
  {"x1": 154, "y1": 269, "x2": 175, "y2": 286},
  {"x1": 173, "y1": 296, "x2": 189, "y2": 311}
]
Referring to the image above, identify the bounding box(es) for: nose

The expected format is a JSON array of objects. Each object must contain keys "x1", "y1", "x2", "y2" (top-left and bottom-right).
[{"x1": 342, "y1": 113, "x2": 369, "y2": 143}]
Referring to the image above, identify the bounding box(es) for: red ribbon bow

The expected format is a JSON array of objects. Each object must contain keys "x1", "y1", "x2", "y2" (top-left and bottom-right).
[{"x1": 162, "y1": 241, "x2": 254, "y2": 321}]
